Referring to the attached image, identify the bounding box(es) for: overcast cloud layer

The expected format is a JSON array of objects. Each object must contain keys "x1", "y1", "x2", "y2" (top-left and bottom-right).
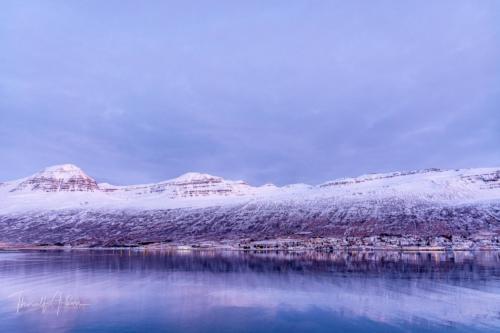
[{"x1": 1, "y1": 0, "x2": 499, "y2": 185}]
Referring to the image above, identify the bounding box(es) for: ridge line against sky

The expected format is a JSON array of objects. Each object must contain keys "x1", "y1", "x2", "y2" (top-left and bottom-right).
[
  {"x1": 2, "y1": 163, "x2": 500, "y2": 188},
  {"x1": 1, "y1": 0, "x2": 499, "y2": 186}
]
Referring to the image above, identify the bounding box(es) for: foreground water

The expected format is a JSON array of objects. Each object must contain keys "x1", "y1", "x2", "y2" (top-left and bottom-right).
[{"x1": 0, "y1": 250, "x2": 499, "y2": 333}]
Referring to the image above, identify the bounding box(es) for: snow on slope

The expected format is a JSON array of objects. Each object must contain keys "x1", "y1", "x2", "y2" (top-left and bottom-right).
[
  {"x1": 0, "y1": 164, "x2": 500, "y2": 213},
  {"x1": 319, "y1": 168, "x2": 500, "y2": 203},
  {"x1": 8, "y1": 164, "x2": 99, "y2": 192},
  {"x1": 1, "y1": 165, "x2": 500, "y2": 246}
]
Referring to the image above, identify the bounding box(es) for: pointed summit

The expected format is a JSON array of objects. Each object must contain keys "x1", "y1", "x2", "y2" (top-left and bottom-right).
[
  {"x1": 39, "y1": 164, "x2": 89, "y2": 180},
  {"x1": 43, "y1": 164, "x2": 83, "y2": 172}
]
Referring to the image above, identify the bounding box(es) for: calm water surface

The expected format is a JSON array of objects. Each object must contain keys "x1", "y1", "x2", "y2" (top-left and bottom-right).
[{"x1": 0, "y1": 250, "x2": 499, "y2": 333}]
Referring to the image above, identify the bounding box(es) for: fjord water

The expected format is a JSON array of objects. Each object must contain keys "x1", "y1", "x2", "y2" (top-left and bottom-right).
[{"x1": 0, "y1": 250, "x2": 499, "y2": 333}]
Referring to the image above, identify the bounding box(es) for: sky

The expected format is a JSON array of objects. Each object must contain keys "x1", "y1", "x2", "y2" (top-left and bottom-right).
[{"x1": 1, "y1": 0, "x2": 499, "y2": 186}]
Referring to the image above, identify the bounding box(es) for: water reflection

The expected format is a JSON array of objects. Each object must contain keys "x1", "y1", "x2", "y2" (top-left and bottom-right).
[{"x1": 0, "y1": 250, "x2": 499, "y2": 333}]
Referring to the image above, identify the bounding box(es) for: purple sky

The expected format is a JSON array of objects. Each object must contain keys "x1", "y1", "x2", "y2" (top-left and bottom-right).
[{"x1": 1, "y1": 0, "x2": 499, "y2": 185}]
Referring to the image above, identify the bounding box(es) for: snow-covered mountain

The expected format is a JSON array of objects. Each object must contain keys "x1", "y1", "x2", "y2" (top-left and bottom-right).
[
  {"x1": 1, "y1": 164, "x2": 500, "y2": 210},
  {"x1": 0, "y1": 164, "x2": 281, "y2": 211},
  {"x1": 9, "y1": 164, "x2": 99, "y2": 193},
  {"x1": 0, "y1": 164, "x2": 499, "y2": 248}
]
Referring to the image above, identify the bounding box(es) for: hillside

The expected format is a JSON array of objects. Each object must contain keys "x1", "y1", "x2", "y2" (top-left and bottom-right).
[{"x1": 0, "y1": 164, "x2": 499, "y2": 249}]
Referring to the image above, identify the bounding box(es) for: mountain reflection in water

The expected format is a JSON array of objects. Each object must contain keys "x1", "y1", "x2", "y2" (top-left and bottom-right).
[{"x1": 0, "y1": 250, "x2": 499, "y2": 333}]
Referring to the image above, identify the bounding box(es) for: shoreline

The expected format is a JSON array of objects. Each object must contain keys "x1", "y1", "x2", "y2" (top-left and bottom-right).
[{"x1": 1, "y1": 235, "x2": 499, "y2": 252}]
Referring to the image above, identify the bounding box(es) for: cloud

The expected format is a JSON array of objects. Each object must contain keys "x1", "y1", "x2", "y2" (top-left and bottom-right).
[{"x1": 1, "y1": 0, "x2": 499, "y2": 185}]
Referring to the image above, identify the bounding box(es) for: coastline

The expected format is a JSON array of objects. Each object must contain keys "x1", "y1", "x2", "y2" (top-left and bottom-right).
[{"x1": 1, "y1": 234, "x2": 499, "y2": 252}]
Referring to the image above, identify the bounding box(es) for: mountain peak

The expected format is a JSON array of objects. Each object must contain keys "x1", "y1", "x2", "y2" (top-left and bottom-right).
[
  {"x1": 11, "y1": 163, "x2": 98, "y2": 192},
  {"x1": 38, "y1": 164, "x2": 88, "y2": 180},
  {"x1": 169, "y1": 172, "x2": 222, "y2": 183},
  {"x1": 44, "y1": 163, "x2": 82, "y2": 172}
]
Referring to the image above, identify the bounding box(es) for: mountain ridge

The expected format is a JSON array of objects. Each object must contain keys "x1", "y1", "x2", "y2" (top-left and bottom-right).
[
  {"x1": 1, "y1": 164, "x2": 500, "y2": 212},
  {"x1": 3, "y1": 163, "x2": 500, "y2": 190},
  {"x1": 0, "y1": 164, "x2": 499, "y2": 249}
]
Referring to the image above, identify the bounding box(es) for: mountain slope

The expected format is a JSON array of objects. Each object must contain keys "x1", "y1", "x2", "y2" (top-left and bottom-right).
[
  {"x1": 0, "y1": 164, "x2": 499, "y2": 249},
  {"x1": 9, "y1": 164, "x2": 99, "y2": 192}
]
